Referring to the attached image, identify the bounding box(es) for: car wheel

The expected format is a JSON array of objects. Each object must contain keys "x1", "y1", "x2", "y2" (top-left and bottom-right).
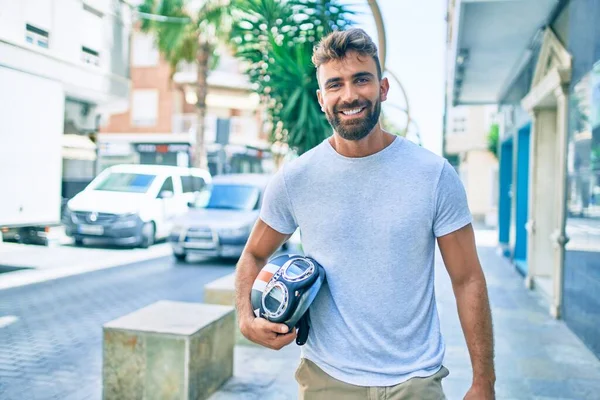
[
  {"x1": 74, "y1": 238, "x2": 84, "y2": 247},
  {"x1": 173, "y1": 252, "x2": 187, "y2": 262},
  {"x1": 139, "y1": 222, "x2": 155, "y2": 249}
]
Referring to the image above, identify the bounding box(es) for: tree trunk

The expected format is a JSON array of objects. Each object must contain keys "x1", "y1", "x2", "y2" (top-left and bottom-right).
[{"x1": 194, "y1": 41, "x2": 211, "y2": 170}]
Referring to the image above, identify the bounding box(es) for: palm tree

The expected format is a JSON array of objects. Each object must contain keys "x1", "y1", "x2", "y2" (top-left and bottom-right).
[
  {"x1": 230, "y1": 0, "x2": 354, "y2": 155},
  {"x1": 138, "y1": 0, "x2": 233, "y2": 169}
]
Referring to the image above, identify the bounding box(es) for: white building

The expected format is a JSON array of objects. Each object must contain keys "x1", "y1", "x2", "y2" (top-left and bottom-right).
[
  {"x1": 0, "y1": 0, "x2": 132, "y2": 197},
  {"x1": 445, "y1": 105, "x2": 499, "y2": 227}
]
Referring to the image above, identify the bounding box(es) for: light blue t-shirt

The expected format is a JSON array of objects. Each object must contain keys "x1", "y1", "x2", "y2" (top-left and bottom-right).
[{"x1": 259, "y1": 136, "x2": 472, "y2": 386}]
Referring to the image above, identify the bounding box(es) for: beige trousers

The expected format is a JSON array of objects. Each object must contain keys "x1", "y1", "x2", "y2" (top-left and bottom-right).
[{"x1": 296, "y1": 358, "x2": 449, "y2": 400}]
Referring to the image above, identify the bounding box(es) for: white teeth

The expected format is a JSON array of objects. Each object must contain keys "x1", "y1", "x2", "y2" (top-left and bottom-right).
[{"x1": 342, "y1": 108, "x2": 363, "y2": 115}]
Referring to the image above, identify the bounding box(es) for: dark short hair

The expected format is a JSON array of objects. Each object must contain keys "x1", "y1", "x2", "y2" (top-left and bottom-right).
[{"x1": 312, "y1": 28, "x2": 382, "y2": 80}]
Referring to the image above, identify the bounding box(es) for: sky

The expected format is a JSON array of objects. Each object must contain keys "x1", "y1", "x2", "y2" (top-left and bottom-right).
[{"x1": 346, "y1": 0, "x2": 447, "y2": 154}]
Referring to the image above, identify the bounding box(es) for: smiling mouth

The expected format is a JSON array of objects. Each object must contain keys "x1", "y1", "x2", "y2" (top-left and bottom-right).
[{"x1": 339, "y1": 107, "x2": 365, "y2": 116}]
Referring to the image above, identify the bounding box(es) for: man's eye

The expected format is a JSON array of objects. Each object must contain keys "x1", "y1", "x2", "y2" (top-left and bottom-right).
[
  {"x1": 328, "y1": 83, "x2": 340, "y2": 89},
  {"x1": 356, "y1": 78, "x2": 368, "y2": 84}
]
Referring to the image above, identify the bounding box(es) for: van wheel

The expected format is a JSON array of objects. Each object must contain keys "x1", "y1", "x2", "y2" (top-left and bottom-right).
[
  {"x1": 74, "y1": 238, "x2": 84, "y2": 247},
  {"x1": 140, "y1": 222, "x2": 155, "y2": 248}
]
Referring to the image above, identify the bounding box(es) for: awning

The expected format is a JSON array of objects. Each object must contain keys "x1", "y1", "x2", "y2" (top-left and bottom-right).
[
  {"x1": 62, "y1": 134, "x2": 97, "y2": 161},
  {"x1": 449, "y1": 0, "x2": 558, "y2": 105}
]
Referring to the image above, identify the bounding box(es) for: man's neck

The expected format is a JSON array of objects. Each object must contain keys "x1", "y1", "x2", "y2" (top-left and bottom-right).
[{"x1": 328, "y1": 126, "x2": 396, "y2": 158}]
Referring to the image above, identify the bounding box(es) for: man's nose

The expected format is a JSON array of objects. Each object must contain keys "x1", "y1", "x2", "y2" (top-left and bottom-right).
[{"x1": 341, "y1": 84, "x2": 359, "y2": 104}]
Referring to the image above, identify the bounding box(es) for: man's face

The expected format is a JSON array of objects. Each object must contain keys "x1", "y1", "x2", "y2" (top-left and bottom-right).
[{"x1": 317, "y1": 51, "x2": 389, "y2": 141}]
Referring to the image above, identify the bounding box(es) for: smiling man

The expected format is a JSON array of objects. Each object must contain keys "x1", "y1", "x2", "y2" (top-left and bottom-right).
[{"x1": 235, "y1": 28, "x2": 496, "y2": 400}]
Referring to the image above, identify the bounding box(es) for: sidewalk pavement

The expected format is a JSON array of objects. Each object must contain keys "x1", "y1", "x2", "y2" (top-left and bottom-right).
[
  {"x1": 210, "y1": 228, "x2": 600, "y2": 400},
  {"x1": 0, "y1": 241, "x2": 171, "y2": 290}
]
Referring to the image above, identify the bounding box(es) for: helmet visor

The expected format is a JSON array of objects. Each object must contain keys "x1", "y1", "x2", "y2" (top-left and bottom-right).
[
  {"x1": 283, "y1": 259, "x2": 314, "y2": 281},
  {"x1": 262, "y1": 282, "x2": 288, "y2": 318}
]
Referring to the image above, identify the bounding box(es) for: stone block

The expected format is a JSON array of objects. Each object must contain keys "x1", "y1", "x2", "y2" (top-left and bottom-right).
[
  {"x1": 103, "y1": 300, "x2": 235, "y2": 400},
  {"x1": 203, "y1": 273, "x2": 257, "y2": 347},
  {"x1": 203, "y1": 273, "x2": 236, "y2": 306}
]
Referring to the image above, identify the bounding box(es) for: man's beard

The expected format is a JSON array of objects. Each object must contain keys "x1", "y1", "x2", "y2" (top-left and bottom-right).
[{"x1": 326, "y1": 98, "x2": 381, "y2": 141}]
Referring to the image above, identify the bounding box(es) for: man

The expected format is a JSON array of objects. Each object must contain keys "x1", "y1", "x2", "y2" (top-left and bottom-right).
[{"x1": 235, "y1": 28, "x2": 495, "y2": 399}]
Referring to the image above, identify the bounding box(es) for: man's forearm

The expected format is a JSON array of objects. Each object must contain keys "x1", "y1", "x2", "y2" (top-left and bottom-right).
[
  {"x1": 453, "y1": 274, "x2": 495, "y2": 385},
  {"x1": 235, "y1": 252, "x2": 267, "y2": 329}
]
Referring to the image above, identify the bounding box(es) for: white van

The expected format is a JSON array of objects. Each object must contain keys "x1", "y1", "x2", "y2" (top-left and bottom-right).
[{"x1": 63, "y1": 164, "x2": 211, "y2": 247}]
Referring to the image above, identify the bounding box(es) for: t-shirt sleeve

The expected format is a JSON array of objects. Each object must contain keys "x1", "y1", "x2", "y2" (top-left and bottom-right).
[
  {"x1": 259, "y1": 168, "x2": 298, "y2": 235},
  {"x1": 433, "y1": 161, "x2": 473, "y2": 237}
]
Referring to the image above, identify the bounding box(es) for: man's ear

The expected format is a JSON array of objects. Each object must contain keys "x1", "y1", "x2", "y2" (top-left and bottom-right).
[
  {"x1": 317, "y1": 90, "x2": 324, "y2": 112},
  {"x1": 380, "y1": 77, "x2": 390, "y2": 102}
]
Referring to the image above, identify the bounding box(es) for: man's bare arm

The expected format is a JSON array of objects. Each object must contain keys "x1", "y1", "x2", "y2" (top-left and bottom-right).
[
  {"x1": 235, "y1": 218, "x2": 295, "y2": 349},
  {"x1": 437, "y1": 223, "x2": 495, "y2": 398}
]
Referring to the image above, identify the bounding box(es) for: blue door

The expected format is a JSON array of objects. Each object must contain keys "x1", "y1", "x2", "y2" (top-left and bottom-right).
[
  {"x1": 514, "y1": 124, "x2": 531, "y2": 275},
  {"x1": 498, "y1": 138, "x2": 513, "y2": 248}
]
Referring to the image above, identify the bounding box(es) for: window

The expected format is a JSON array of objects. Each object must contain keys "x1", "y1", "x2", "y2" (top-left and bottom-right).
[
  {"x1": 81, "y1": 47, "x2": 100, "y2": 66},
  {"x1": 181, "y1": 176, "x2": 206, "y2": 193},
  {"x1": 82, "y1": 3, "x2": 103, "y2": 52},
  {"x1": 25, "y1": 24, "x2": 48, "y2": 48},
  {"x1": 94, "y1": 173, "x2": 156, "y2": 193},
  {"x1": 132, "y1": 32, "x2": 159, "y2": 67},
  {"x1": 205, "y1": 185, "x2": 260, "y2": 211},
  {"x1": 158, "y1": 177, "x2": 174, "y2": 196},
  {"x1": 451, "y1": 116, "x2": 467, "y2": 135},
  {"x1": 131, "y1": 90, "x2": 159, "y2": 126}
]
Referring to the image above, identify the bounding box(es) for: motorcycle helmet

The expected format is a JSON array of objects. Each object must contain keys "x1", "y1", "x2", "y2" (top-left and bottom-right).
[{"x1": 251, "y1": 254, "x2": 326, "y2": 345}]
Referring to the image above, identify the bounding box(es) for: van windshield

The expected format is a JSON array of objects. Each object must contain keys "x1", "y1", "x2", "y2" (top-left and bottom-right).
[{"x1": 94, "y1": 172, "x2": 156, "y2": 193}]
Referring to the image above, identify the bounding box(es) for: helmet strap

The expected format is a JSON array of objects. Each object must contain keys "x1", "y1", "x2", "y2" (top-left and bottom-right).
[{"x1": 295, "y1": 309, "x2": 311, "y2": 346}]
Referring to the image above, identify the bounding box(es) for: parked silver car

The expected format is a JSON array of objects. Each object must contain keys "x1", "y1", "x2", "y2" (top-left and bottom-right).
[{"x1": 168, "y1": 174, "x2": 273, "y2": 261}]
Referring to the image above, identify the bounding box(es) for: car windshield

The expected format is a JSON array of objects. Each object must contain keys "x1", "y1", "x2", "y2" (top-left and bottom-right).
[
  {"x1": 94, "y1": 172, "x2": 156, "y2": 193},
  {"x1": 205, "y1": 184, "x2": 260, "y2": 211}
]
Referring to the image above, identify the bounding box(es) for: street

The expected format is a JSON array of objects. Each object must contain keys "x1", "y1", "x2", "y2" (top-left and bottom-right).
[{"x1": 0, "y1": 253, "x2": 236, "y2": 400}]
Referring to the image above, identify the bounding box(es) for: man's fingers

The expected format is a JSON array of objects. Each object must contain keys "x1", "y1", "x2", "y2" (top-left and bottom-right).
[
  {"x1": 256, "y1": 318, "x2": 290, "y2": 335},
  {"x1": 273, "y1": 328, "x2": 297, "y2": 345},
  {"x1": 247, "y1": 318, "x2": 296, "y2": 350}
]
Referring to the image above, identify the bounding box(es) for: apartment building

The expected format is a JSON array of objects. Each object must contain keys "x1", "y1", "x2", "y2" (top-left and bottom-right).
[
  {"x1": 98, "y1": 26, "x2": 268, "y2": 176},
  {"x1": 0, "y1": 0, "x2": 132, "y2": 197}
]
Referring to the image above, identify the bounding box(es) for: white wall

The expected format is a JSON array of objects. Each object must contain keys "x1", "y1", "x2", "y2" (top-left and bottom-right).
[
  {"x1": 462, "y1": 150, "x2": 498, "y2": 223},
  {"x1": 0, "y1": 0, "x2": 131, "y2": 106}
]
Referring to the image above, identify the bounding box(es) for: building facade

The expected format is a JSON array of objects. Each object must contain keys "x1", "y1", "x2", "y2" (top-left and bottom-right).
[
  {"x1": 444, "y1": 105, "x2": 499, "y2": 227},
  {"x1": 0, "y1": 0, "x2": 132, "y2": 199},
  {"x1": 99, "y1": 27, "x2": 271, "y2": 177},
  {"x1": 448, "y1": 0, "x2": 600, "y2": 358}
]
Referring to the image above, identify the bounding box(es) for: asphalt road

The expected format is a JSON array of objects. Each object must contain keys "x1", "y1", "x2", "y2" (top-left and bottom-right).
[{"x1": 0, "y1": 253, "x2": 236, "y2": 400}]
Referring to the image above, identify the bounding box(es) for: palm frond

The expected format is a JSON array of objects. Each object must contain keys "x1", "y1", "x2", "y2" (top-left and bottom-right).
[{"x1": 230, "y1": 0, "x2": 353, "y2": 154}]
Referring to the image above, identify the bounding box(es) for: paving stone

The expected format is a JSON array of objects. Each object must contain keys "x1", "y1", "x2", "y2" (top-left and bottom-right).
[
  {"x1": 0, "y1": 255, "x2": 235, "y2": 399},
  {"x1": 2, "y1": 237, "x2": 600, "y2": 399}
]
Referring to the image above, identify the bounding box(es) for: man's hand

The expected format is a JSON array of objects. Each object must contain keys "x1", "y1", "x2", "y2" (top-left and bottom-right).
[
  {"x1": 464, "y1": 381, "x2": 495, "y2": 400},
  {"x1": 240, "y1": 316, "x2": 297, "y2": 350}
]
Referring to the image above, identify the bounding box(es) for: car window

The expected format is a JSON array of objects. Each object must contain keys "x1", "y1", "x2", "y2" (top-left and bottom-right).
[
  {"x1": 205, "y1": 184, "x2": 260, "y2": 211},
  {"x1": 94, "y1": 172, "x2": 156, "y2": 193},
  {"x1": 158, "y1": 177, "x2": 174, "y2": 197},
  {"x1": 181, "y1": 175, "x2": 206, "y2": 193}
]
